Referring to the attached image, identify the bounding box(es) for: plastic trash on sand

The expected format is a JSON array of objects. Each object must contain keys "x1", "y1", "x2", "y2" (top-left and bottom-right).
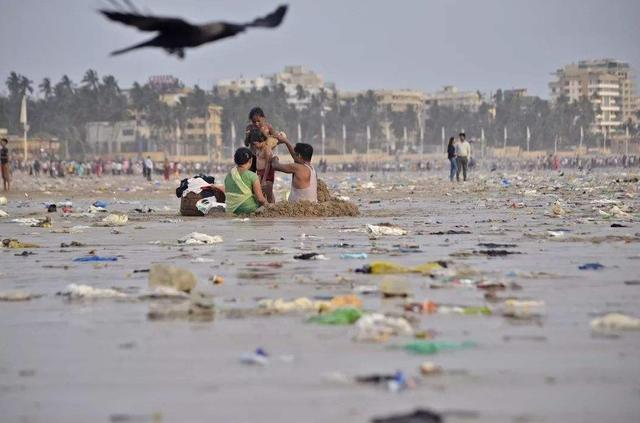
[
  {"x1": 259, "y1": 295, "x2": 362, "y2": 314},
  {"x1": 357, "y1": 261, "x2": 444, "y2": 275},
  {"x1": 590, "y1": 313, "x2": 640, "y2": 331},
  {"x1": 2, "y1": 239, "x2": 40, "y2": 249},
  {"x1": 0, "y1": 209, "x2": 8, "y2": 218},
  {"x1": 578, "y1": 262, "x2": 605, "y2": 271},
  {"x1": 366, "y1": 224, "x2": 408, "y2": 237},
  {"x1": 149, "y1": 263, "x2": 198, "y2": 293},
  {"x1": 340, "y1": 252, "x2": 368, "y2": 260},
  {"x1": 502, "y1": 300, "x2": 545, "y2": 319},
  {"x1": 196, "y1": 198, "x2": 226, "y2": 214},
  {"x1": 371, "y1": 408, "x2": 443, "y2": 423},
  {"x1": 178, "y1": 232, "x2": 223, "y2": 245},
  {"x1": 58, "y1": 284, "x2": 127, "y2": 299},
  {"x1": 0, "y1": 291, "x2": 39, "y2": 301},
  {"x1": 73, "y1": 255, "x2": 118, "y2": 262},
  {"x1": 401, "y1": 340, "x2": 477, "y2": 355},
  {"x1": 0, "y1": 196, "x2": 7, "y2": 206},
  {"x1": 102, "y1": 213, "x2": 128, "y2": 226},
  {"x1": 355, "y1": 313, "x2": 414, "y2": 342},
  {"x1": 239, "y1": 348, "x2": 269, "y2": 366},
  {"x1": 308, "y1": 308, "x2": 362, "y2": 325}
]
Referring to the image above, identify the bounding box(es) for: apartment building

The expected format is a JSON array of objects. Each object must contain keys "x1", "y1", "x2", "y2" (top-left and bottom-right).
[
  {"x1": 549, "y1": 59, "x2": 638, "y2": 133},
  {"x1": 424, "y1": 86, "x2": 483, "y2": 112}
]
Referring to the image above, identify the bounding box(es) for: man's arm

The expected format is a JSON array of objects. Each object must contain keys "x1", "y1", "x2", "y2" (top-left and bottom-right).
[
  {"x1": 271, "y1": 155, "x2": 297, "y2": 174},
  {"x1": 279, "y1": 138, "x2": 296, "y2": 160}
]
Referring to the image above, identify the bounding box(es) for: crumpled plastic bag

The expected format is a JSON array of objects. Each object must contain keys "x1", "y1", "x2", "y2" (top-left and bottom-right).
[
  {"x1": 102, "y1": 213, "x2": 128, "y2": 226},
  {"x1": 590, "y1": 313, "x2": 640, "y2": 331},
  {"x1": 177, "y1": 232, "x2": 223, "y2": 245},
  {"x1": 355, "y1": 313, "x2": 414, "y2": 342},
  {"x1": 366, "y1": 224, "x2": 408, "y2": 237}
]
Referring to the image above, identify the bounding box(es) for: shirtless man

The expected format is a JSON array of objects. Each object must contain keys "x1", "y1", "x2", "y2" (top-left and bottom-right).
[{"x1": 271, "y1": 138, "x2": 317, "y2": 203}]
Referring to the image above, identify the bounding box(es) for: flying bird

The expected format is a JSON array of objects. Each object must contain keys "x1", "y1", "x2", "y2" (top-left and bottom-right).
[{"x1": 100, "y1": 3, "x2": 288, "y2": 58}]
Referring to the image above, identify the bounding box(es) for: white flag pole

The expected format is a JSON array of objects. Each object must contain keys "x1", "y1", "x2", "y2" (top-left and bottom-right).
[{"x1": 20, "y1": 95, "x2": 28, "y2": 160}]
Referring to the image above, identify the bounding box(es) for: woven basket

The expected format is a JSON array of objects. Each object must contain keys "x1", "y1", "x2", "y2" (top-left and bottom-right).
[{"x1": 180, "y1": 192, "x2": 204, "y2": 216}]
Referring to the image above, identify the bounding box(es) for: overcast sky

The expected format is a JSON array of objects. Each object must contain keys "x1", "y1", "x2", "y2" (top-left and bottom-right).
[{"x1": 1, "y1": 0, "x2": 638, "y2": 98}]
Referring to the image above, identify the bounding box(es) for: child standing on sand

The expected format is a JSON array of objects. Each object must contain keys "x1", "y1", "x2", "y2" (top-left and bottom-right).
[{"x1": 247, "y1": 126, "x2": 276, "y2": 203}]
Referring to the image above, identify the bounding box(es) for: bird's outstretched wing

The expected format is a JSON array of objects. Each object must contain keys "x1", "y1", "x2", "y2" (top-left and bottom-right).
[
  {"x1": 100, "y1": 10, "x2": 194, "y2": 33},
  {"x1": 246, "y1": 4, "x2": 288, "y2": 28}
]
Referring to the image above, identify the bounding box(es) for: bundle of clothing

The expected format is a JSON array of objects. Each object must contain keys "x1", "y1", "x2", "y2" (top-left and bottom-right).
[{"x1": 175, "y1": 175, "x2": 216, "y2": 198}]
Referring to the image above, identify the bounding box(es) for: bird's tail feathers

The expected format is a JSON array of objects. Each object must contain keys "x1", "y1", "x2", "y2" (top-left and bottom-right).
[
  {"x1": 246, "y1": 4, "x2": 288, "y2": 28},
  {"x1": 110, "y1": 39, "x2": 153, "y2": 56}
]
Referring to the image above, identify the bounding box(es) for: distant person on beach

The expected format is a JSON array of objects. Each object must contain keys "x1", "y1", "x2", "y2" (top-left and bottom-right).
[
  {"x1": 144, "y1": 156, "x2": 153, "y2": 181},
  {"x1": 455, "y1": 133, "x2": 471, "y2": 182},
  {"x1": 163, "y1": 157, "x2": 170, "y2": 181},
  {"x1": 1, "y1": 138, "x2": 10, "y2": 191},
  {"x1": 224, "y1": 147, "x2": 267, "y2": 215},
  {"x1": 272, "y1": 138, "x2": 318, "y2": 203},
  {"x1": 447, "y1": 136, "x2": 457, "y2": 182}
]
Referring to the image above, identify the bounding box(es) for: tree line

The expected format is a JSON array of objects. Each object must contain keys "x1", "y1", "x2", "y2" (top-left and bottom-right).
[{"x1": 2, "y1": 69, "x2": 631, "y2": 158}]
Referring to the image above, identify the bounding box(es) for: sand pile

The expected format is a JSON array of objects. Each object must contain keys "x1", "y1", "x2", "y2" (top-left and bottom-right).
[{"x1": 256, "y1": 179, "x2": 359, "y2": 218}]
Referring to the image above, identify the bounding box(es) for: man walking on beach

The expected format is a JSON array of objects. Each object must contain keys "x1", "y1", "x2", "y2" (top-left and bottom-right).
[
  {"x1": 1, "y1": 138, "x2": 10, "y2": 191},
  {"x1": 144, "y1": 156, "x2": 153, "y2": 181},
  {"x1": 455, "y1": 133, "x2": 471, "y2": 182},
  {"x1": 271, "y1": 137, "x2": 318, "y2": 203}
]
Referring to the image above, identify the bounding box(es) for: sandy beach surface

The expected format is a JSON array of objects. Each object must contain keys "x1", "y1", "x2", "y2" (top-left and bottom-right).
[{"x1": 1, "y1": 169, "x2": 639, "y2": 423}]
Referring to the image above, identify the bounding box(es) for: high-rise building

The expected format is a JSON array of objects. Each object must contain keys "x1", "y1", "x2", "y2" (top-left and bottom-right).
[{"x1": 549, "y1": 59, "x2": 638, "y2": 133}]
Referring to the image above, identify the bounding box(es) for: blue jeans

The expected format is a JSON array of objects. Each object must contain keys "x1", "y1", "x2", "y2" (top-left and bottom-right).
[{"x1": 449, "y1": 158, "x2": 457, "y2": 181}]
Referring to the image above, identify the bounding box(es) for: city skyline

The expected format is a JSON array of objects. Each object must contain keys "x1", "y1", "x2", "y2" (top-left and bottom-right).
[{"x1": 1, "y1": 0, "x2": 639, "y2": 99}]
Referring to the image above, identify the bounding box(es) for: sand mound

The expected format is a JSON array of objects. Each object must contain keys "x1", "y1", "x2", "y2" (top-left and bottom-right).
[
  {"x1": 256, "y1": 179, "x2": 359, "y2": 217},
  {"x1": 317, "y1": 179, "x2": 332, "y2": 202},
  {"x1": 256, "y1": 199, "x2": 359, "y2": 218}
]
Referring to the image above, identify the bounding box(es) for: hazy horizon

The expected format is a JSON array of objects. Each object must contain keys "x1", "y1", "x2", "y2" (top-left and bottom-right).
[{"x1": 1, "y1": 0, "x2": 639, "y2": 99}]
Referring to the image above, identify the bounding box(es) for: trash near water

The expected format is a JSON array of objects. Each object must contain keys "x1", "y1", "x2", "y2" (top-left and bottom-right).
[
  {"x1": 147, "y1": 292, "x2": 214, "y2": 321},
  {"x1": 11, "y1": 217, "x2": 51, "y2": 227},
  {"x1": 148, "y1": 263, "x2": 198, "y2": 293},
  {"x1": 340, "y1": 252, "x2": 368, "y2": 260},
  {"x1": 102, "y1": 213, "x2": 128, "y2": 226},
  {"x1": 260, "y1": 295, "x2": 362, "y2": 314},
  {"x1": 0, "y1": 196, "x2": 7, "y2": 205},
  {"x1": 578, "y1": 262, "x2": 605, "y2": 271},
  {"x1": 0, "y1": 290, "x2": 40, "y2": 301},
  {"x1": 73, "y1": 255, "x2": 118, "y2": 262},
  {"x1": 239, "y1": 348, "x2": 269, "y2": 366},
  {"x1": 177, "y1": 232, "x2": 224, "y2": 245},
  {"x1": 308, "y1": 307, "x2": 363, "y2": 325},
  {"x1": 0, "y1": 209, "x2": 9, "y2": 217},
  {"x1": 293, "y1": 252, "x2": 329, "y2": 260},
  {"x1": 366, "y1": 224, "x2": 408, "y2": 237},
  {"x1": 356, "y1": 261, "x2": 444, "y2": 275},
  {"x1": 502, "y1": 300, "x2": 545, "y2": 319},
  {"x1": 2, "y1": 239, "x2": 40, "y2": 249},
  {"x1": 371, "y1": 408, "x2": 443, "y2": 423},
  {"x1": 58, "y1": 284, "x2": 127, "y2": 299},
  {"x1": 355, "y1": 313, "x2": 414, "y2": 342},
  {"x1": 401, "y1": 340, "x2": 477, "y2": 355},
  {"x1": 590, "y1": 313, "x2": 640, "y2": 331}
]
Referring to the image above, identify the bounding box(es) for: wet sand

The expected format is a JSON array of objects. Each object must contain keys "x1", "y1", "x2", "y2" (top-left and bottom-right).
[{"x1": 1, "y1": 169, "x2": 639, "y2": 423}]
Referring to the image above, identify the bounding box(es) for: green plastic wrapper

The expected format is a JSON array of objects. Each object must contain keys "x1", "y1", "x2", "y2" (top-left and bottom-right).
[{"x1": 307, "y1": 307, "x2": 363, "y2": 325}]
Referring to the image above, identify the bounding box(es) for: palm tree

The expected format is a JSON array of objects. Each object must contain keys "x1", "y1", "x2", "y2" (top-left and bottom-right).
[
  {"x1": 39, "y1": 78, "x2": 53, "y2": 99},
  {"x1": 82, "y1": 69, "x2": 100, "y2": 91}
]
